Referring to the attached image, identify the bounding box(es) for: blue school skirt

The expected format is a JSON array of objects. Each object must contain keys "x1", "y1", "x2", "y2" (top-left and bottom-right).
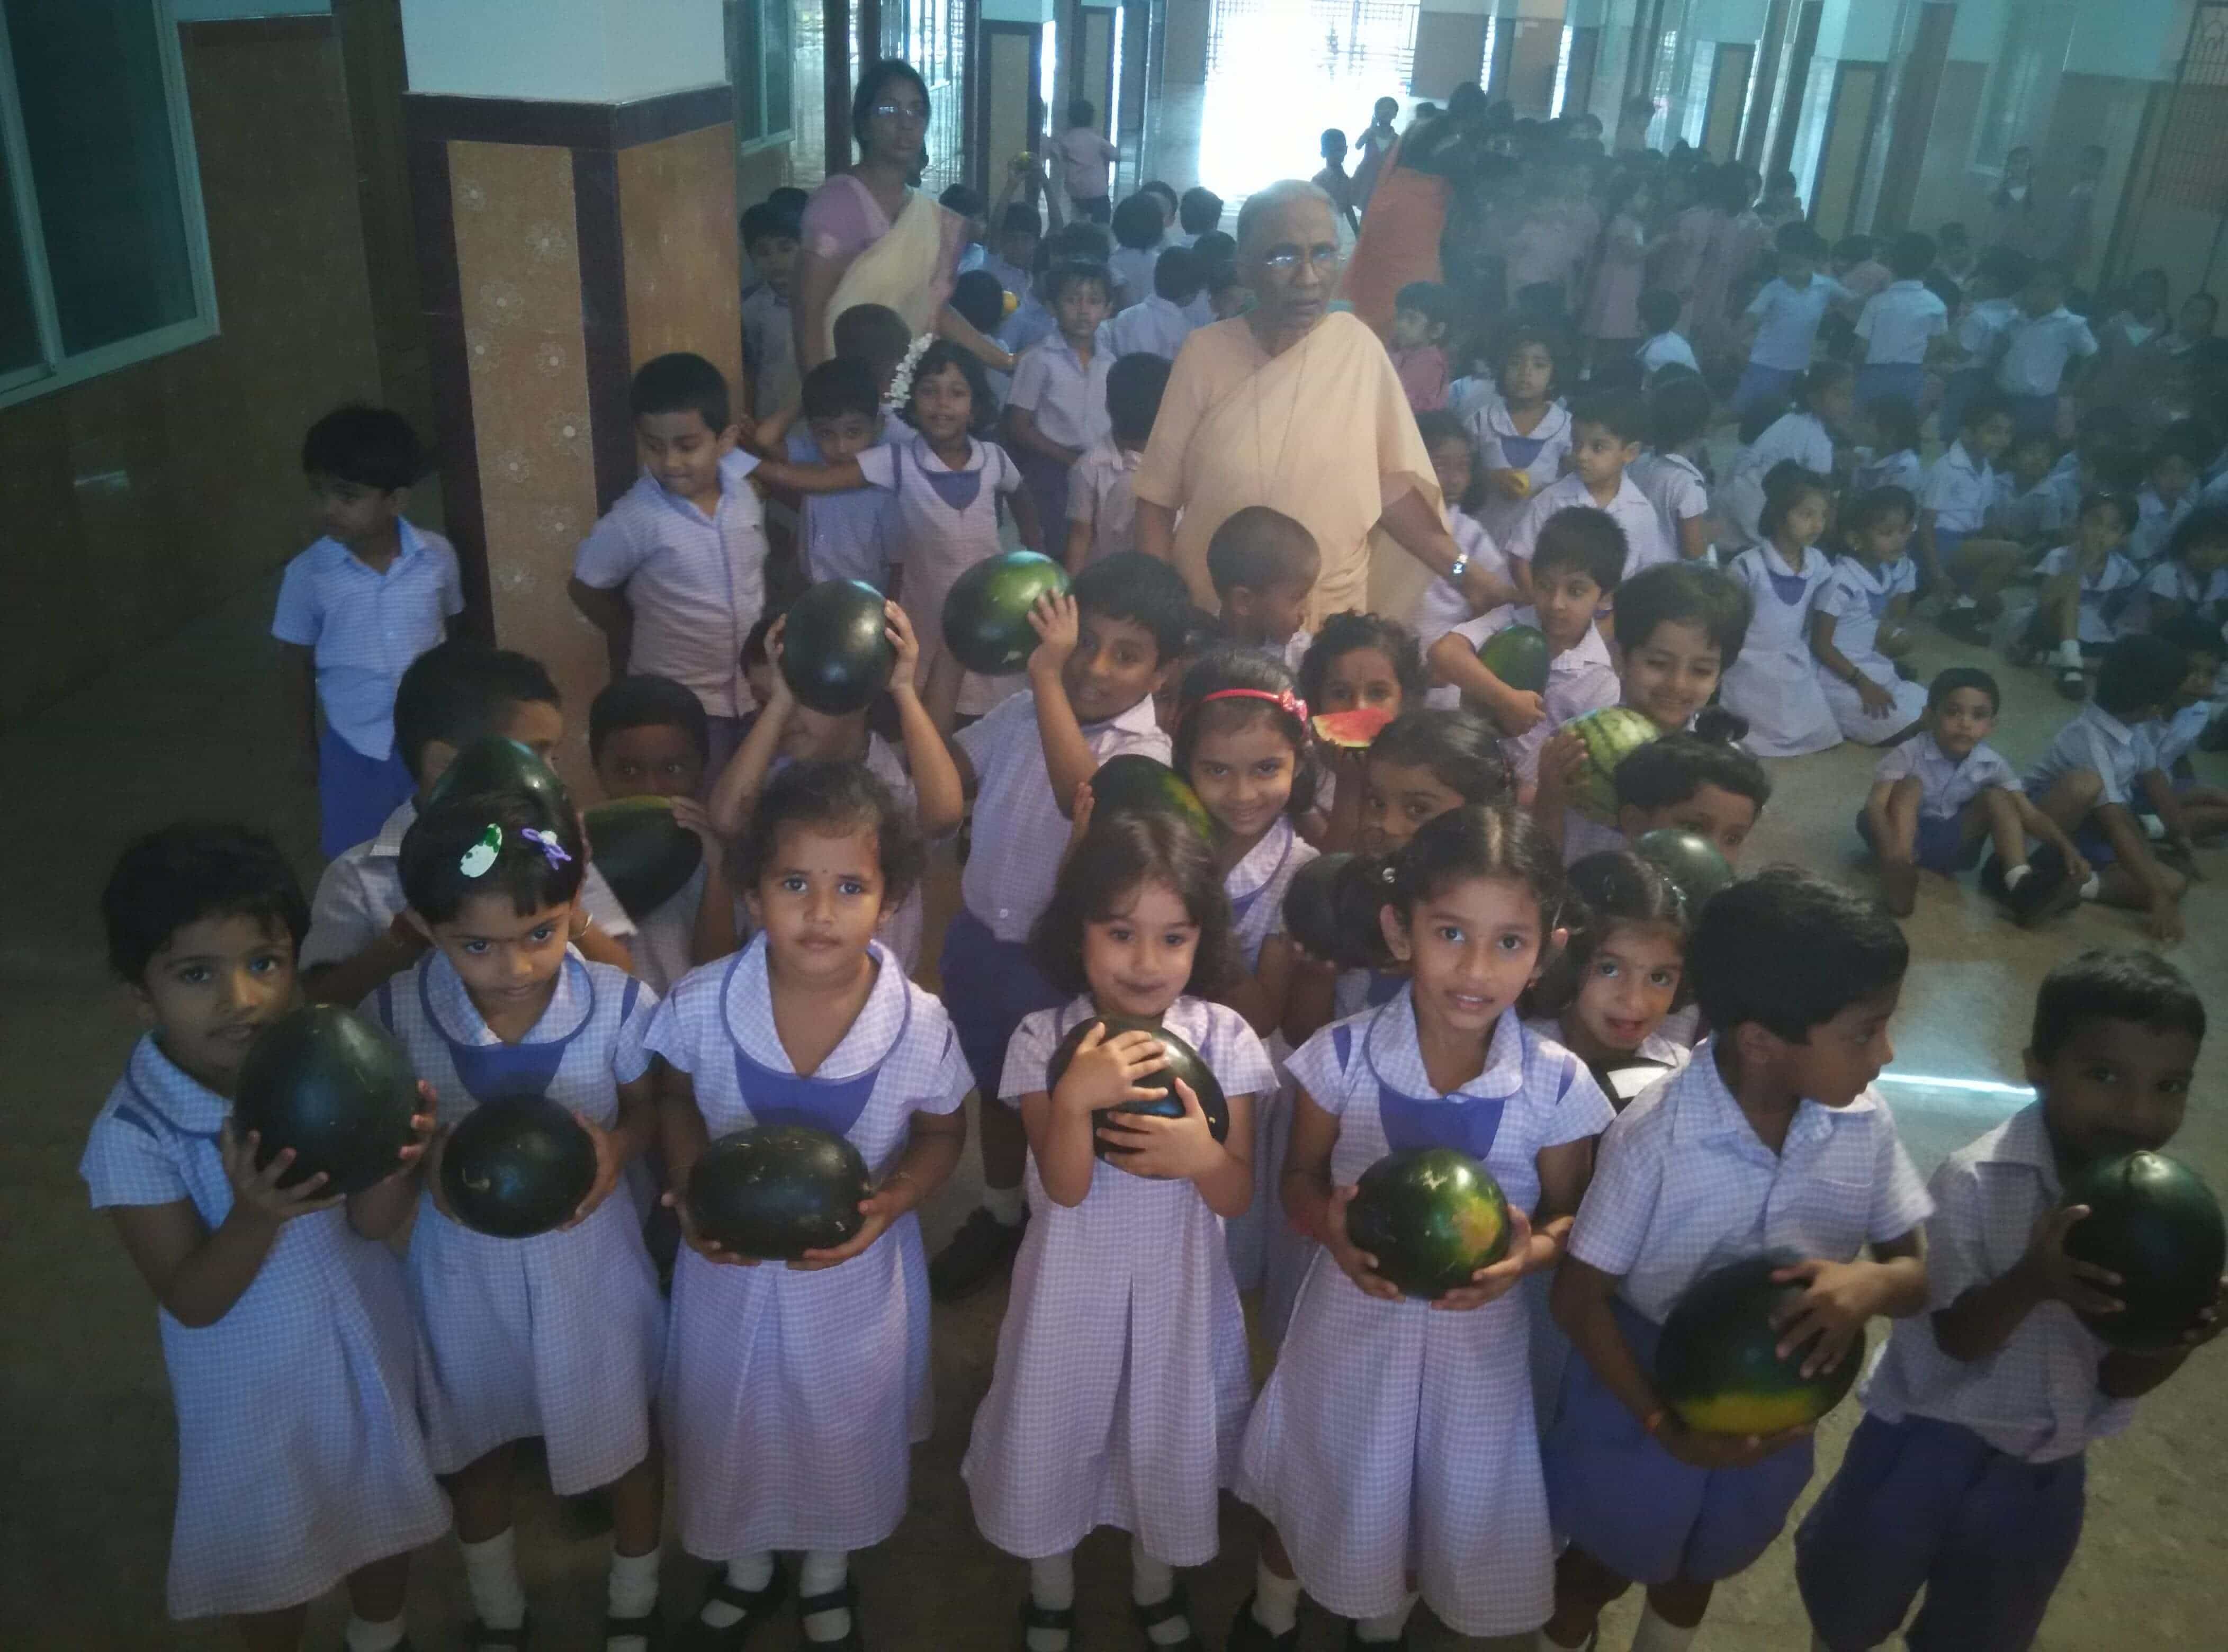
[
  {"x1": 1795, "y1": 1412, "x2": 2085, "y2": 1652},
  {"x1": 939, "y1": 905, "x2": 1066, "y2": 1100},
  {"x1": 1857, "y1": 804, "x2": 1983, "y2": 874},
  {"x1": 1543, "y1": 1299, "x2": 1818, "y2": 1585}
]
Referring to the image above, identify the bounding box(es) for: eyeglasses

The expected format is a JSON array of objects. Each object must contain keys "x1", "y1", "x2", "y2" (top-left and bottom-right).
[
  {"x1": 1259, "y1": 246, "x2": 1341, "y2": 273},
  {"x1": 870, "y1": 102, "x2": 929, "y2": 122}
]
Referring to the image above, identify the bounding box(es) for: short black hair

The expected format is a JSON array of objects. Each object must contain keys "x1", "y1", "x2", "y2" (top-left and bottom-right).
[
  {"x1": 1394, "y1": 281, "x2": 1456, "y2": 330},
  {"x1": 1369, "y1": 707, "x2": 1513, "y2": 805},
  {"x1": 1153, "y1": 244, "x2": 1203, "y2": 302},
  {"x1": 1107, "y1": 352, "x2": 1172, "y2": 445},
  {"x1": 1927, "y1": 664, "x2": 2000, "y2": 714},
  {"x1": 1888, "y1": 230, "x2": 1936, "y2": 279},
  {"x1": 1614, "y1": 560, "x2": 1754, "y2": 668},
  {"x1": 104, "y1": 823, "x2": 308, "y2": 983},
  {"x1": 1570, "y1": 388, "x2": 1648, "y2": 445},
  {"x1": 1050, "y1": 222, "x2": 1115, "y2": 264},
  {"x1": 2031, "y1": 948, "x2": 2206, "y2": 1065},
  {"x1": 1614, "y1": 724, "x2": 1769, "y2": 813},
  {"x1": 1072, "y1": 551, "x2": 1196, "y2": 661},
  {"x1": 393, "y1": 641, "x2": 561, "y2": 783},
  {"x1": 939, "y1": 183, "x2": 985, "y2": 219},
  {"x1": 2093, "y1": 633, "x2": 2187, "y2": 720},
  {"x1": 1068, "y1": 98, "x2": 1095, "y2": 127},
  {"x1": 999, "y1": 202, "x2": 1041, "y2": 238},
  {"x1": 800, "y1": 357, "x2": 882, "y2": 425},
  {"x1": 1690, "y1": 867, "x2": 1908, "y2": 1042},
  {"x1": 1958, "y1": 390, "x2": 2015, "y2": 436},
  {"x1": 1834, "y1": 234, "x2": 1875, "y2": 263},
  {"x1": 301, "y1": 405, "x2": 427, "y2": 492},
  {"x1": 1842, "y1": 484, "x2": 1917, "y2": 543},
  {"x1": 1112, "y1": 193, "x2": 1165, "y2": 252},
  {"x1": 2077, "y1": 489, "x2": 2141, "y2": 533},
  {"x1": 1179, "y1": 186, "x2": 1225, "y2": 235},
  {"x1": 1532, "y1": 507, "x2": 1629, "y2": 592},
  {"x1": 741, "y1": 198, "x2": 802, "y2": 249},
  {"x1": 2152, "y1": 417, "x2": 2219, "y2": 470},
  {"x1": 589, "y1": 673, "x2": 711, "y2": 765},
  {"x1": 400, "y1": 789, "x2": 586, "y2": 925},
  {"x1": 1030, "y1": 808, "x2": 1235, "y2": 1000},
  {"x1": 1866, "y1": 395, "x2": 1922, "y2": 455},
  {"x1": 733, "y1": 758, "x2": 926, "y2": 909},
  {"x1": 1191, "y1": 229, "x2": 1236, "y2": 267},
  {"x1": 1043, "y1": 259, "x2": 1113, "y2": 307},
  {"x1": 1774, "y1": 222, "x2": 1827, "y2": 260},
  {"x1": 1297, "y1": 610, "x2": 1427, "y2": 710},
  {"x1": 951, "y1": 268, "x2": 1008, "y2": 334},
  {"x1": 1790, "y1": 360, "x2": 1852, "y2": 413},
  {"x1": 1648, "y1": 374, "x2": 1713, "y2": 451},
  {"x1": 630, "y1": 351, "x2": 730, "y2": 433},
  {"x1": 1206, "y1": 506, "x2": 1322, "y2": 596},
  {"x1": 832, "y1": 302, "x2": 912, "y2": 371},
  {"x1": 1638, "y1": 288, "x2": 1682, "y2": 334}
]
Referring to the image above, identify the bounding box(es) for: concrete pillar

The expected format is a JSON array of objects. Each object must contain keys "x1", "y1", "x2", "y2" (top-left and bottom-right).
[
  {"x1": 1412, "y1": 0, "x2": 1491, "y2": 102},
  {"x1": 399, "y1": 0, "x2": 738, "y2": 787}
]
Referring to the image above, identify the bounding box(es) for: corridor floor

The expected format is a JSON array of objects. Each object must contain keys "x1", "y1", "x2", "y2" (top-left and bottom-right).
[{"x1": 5, "y1": 568, "x2": 2226, "y2": 1649}]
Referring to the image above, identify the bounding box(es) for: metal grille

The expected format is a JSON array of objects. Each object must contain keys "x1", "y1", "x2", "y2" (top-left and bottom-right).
[
  {"x1": 2152, "y1": 3, "x2": 2228, "y2": 211},
  {"x1": 1207, "y1": 0, "x2": 1416, "y2": 85},
  {"x1": 901, "y1": 0, "x2": 972, "y2": 197}
]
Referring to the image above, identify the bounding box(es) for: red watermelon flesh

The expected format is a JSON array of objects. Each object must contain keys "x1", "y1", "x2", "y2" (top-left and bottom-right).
[{"x1": 1313, "y1": 706, "x2": 1394, "y2": 749}]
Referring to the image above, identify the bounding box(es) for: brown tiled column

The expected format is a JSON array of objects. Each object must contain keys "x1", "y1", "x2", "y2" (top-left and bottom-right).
[{"x1": 405, "y1": 89, "x2": 740, "y2": 785}]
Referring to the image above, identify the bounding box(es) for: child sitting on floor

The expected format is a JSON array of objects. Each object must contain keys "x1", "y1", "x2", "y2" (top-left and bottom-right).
[{"x1": 1812, "y1": 486, "x2": 1928, "y2": 746}]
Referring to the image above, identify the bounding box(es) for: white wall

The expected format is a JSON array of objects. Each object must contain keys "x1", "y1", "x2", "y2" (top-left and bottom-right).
[{"x1": 400, "y1": 0, "x2": 725, "y2": 103}]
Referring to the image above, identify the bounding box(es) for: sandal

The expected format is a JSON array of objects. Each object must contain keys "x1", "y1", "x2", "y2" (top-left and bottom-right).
[
  {"x1": 1135, "y1": 1578, "x2": 1203, "y2": 1650},
  {"x1": 678, "y1": 1569, "x2": 789, "y2": 1650},
  {"x1": 1017, "y1": 1598, "x2": 1076, "y2": 1650},
  {"x1": 797, "y1": 1577, "x2": 863, "y2": 1651},
  {"x1": 2055, "y1": 666, "x2": 2088, "y2": 701}
]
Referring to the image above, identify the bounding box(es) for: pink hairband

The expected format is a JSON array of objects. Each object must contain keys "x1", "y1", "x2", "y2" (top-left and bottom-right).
[{"x1": 1199, "y1": 686, "x2": 1309, "y2": 721}]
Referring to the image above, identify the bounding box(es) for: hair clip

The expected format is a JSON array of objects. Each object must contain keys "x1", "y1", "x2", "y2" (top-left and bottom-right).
[
  {"x1": 1198, "y1": 685, "x2": 1309, "y2": 722},
  {"x1": 459, "y1": 825, "x2": 502, "y2": 878},
  {"x1": 519, "y1": 827, "x2": 573, "y2": 869}
]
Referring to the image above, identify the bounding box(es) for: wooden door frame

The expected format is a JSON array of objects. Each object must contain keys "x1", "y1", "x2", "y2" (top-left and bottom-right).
[
  {"x1": 1812, "y1": 59, "x2": 1888, "y2": 240},
  {"x1": 1768, "y1": 0, "x2": 1823, "y2": 182},
  {"x1": 1703, "y1": 41, "x2": 1756, "y2": 160},
  {"x1": 1870, "y1": 1, "x2": 1955, "y2": 235},
  {"x1": 973, "y1": 20, "x2": 1046, "y2": 199}
]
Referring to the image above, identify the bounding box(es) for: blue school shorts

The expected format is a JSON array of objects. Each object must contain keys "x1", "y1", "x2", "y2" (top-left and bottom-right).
[
  {"x1": 939, "y1": 905, "x2": 1066, "y2": 1102},
  {"x1": 1856, "y1": 804, "x2": 1983, "y2": 874},
  {"x1": 1796, "y1": 1412, "x2": 2085, "y2": 1652},
  {"x1": 1543, "y1": 1299, "x2": 1818, "y2": 1585},
  {"x1": 1855, "y1": 362, "x2": 1925, "y2": 411},
  {"x1": 317, "y1": 725, "x2": 415, "y2": 860}
]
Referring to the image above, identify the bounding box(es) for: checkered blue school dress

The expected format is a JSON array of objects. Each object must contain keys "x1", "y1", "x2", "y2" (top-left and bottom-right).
[
  {"x1": 80, "y1": 1038, "x2": 448, "y2": 1618},
  {"x1": 645, "y1": 936, "x2": 971, "y2": 1558},
  {"x1": 370, "y1": 950, "x2": 663, "y2": 1494},
  {"x1": 1235, "y1": 998, "x2": 1613, "y2": 1637},
  {"x1": 962, "y1": 994, "x2": 1276, "y2": 1565}
]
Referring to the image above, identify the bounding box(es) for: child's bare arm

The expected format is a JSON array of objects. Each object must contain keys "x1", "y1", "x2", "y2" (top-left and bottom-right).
[
  {"x1": 1427, "y1": 630, "x2": 1543, "y2": 735},
  {"x1": 282, "y1": 643, "x2": 319, "y2": 773},
  {"x1": 920, "y1": 649, "x2": 981, "y2": 797},
  {"x1": 886, "y1": 603, "x2": 966, "y2": 835},
  {"x1": 1676, "y1": 513, "x2": 1712, "y2": 562},
  {"x1": 568, "y1": 580, "x2": 634, "y2": 677},
  {"x1": 1023, "y1": 595, "x2": 1098, "y2": 815},
  {"x1": 1008, "y1": 478, "x2": 1048, "y2": 554},
  {"x1": 1063, "y1": 514, "x2": 1094, "y2": 574},
  {"x1": 749, "y1": 454, "x2": 871, "y2": 495}
]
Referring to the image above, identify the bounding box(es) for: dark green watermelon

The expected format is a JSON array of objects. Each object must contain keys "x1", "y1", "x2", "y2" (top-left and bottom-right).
[
  {"x1": 688, "y1": 1124, "x2": 872, "y2": 1260},
  {"x1": 2061, "y1": 1150, "x2": 2226, "y2": 1350},
  {"x1": 585, "y1": 796, "x2": 703, "y2": 920},
  {"x1": 1090, "y1": 753, "x2": 1214, "y2": 841},
  {"x1": 781, "y1": 579, "x2": 896, "y2": 714},
  {"x1": 1280, "y1": 850, "x2": 1397, "y2": 969},
  {"x1": 1655, "y1": 1253, "x2": 1861, "y2": 1434},
  {"x1": 426, "y1": 735, "x2": 574, "y2": 828},
  {"x1": 1045, "y1": 1014, "x2": 1230, "y2": 1161},
  {"x1": 942, "y1": 550, "x2": 1072, "y2": 675},
  {"x1": 439, "y1": 1096, "x2": 598, "y2": 1238},
  {"x1": 235, "y1": 1005, "x2": 420, "y2": 1194},
  {"x1": 1634, "y1": 828, "x2": 1735, "y2": 909},
  {"x1": 1565, "y1": 705, "x2": 1663, "y2": 822},
  {"x1": 1478, "y1": 624, "x2": 1551, "y2": 694},
  {"x1": 1346, "y1": 1146, "x2": 1513, "y2": 1299}
]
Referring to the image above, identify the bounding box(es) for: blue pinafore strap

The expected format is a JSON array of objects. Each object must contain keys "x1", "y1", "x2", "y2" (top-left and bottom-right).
[{"x1": 721, "y1": 949, "x2": 909, "y2": 1137}]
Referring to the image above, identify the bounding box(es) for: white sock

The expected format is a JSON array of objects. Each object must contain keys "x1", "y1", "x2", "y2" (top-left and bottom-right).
[
  {"x1": 1355, "y1": 1594, "x2": 1416, "y2": 1641},
  {"x1": 1251, "y1": 1558, "x2": 1301, "y2": 1635},
  {"x1": 608, "y1": 1544, "x2": 660, "y2": 1618},
  {"x1": 1132, "y1": 1537, "x2": 1190, "y2": 1644},
  {"x1": 983, "y1": 1183, "x2": 1026, "y2": 1226},
  {"x1": 1629, "y1": 1603, "x2": 1697, "y2": 1652},
  {"x1": 2142, "y1": 813, "x2": 2168, "y2": 840},
  {"x1": 798, "y1": 1549, "x2": 851, "y2": 1642},
  {"x1": 1948, "y1": 594, "x2": 1979, "y2": 610},
  {"x1": 700, "y1": 1552, "x2": 776, "y2": 1627},
  {"x1": 2079, "y1": 872, "x2": 2103, "y2": 900},
  {"x1": 461, "y1": 1527, "x2": 526, "y2": 1631},
  {"x1": 2053, "y1": 638, "x2": 2083, "y2": 668},
  {"x1": 2004, "y1": 860, "x2": 2033, "y2": 890},
  {"x1": 344, "y1": 1616, "x2": 406, "y2": 1652},
  {"x1": 1028, "y1": 1551, "x2": 1076, "y2": 1651}
]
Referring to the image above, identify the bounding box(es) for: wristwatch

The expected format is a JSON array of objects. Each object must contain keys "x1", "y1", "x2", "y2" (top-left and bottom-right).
[{"x1": 1449, "y1": 552, "x2": 1472, "y2": 582}]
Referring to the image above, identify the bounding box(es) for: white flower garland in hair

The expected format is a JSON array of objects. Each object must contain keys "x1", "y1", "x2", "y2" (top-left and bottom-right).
[{"x1": 884, "y1": 333, "x2": 935, "y2": 414}]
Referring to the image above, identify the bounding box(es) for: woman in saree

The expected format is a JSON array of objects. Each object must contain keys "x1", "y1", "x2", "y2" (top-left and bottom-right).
[
  {"x1": 1135, "y1": 181, "x2": 1515, "y2": 629},
  {"x1": 1340, "y1": 84, "x2": 1497, "y2": 338}
]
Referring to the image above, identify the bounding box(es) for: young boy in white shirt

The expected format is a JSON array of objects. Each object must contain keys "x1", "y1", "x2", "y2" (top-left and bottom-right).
[
  {"x1": 1628, "y1": 373, "x2": 1717, "y2": 566},
  {"x1": 1733, "y1": 223, "x2": 1849, "y2": 421},
  {"x1": 1097, "y1": 244, "x2": 1201, "y2": 362},
  {"x1": 1636, "y1": 288, "x2": 1699, "y2": 381},
  {"x1": 1996, "y1": 261, "x2": 2098, "y2": 439},
  {"x1": 739, "y1": 200, "x2": 801, "y2": 421},
  {"x1": 1854, "y1": 231, "x2": 1949, "y2": 413},
  {"x1": 1005, "y1": 261, "x2": 1115, "y2": 538},
  {"x1": 1065, "y1": 353, "x2": 1170, "y2": 570},
  {"x1": 1504, "y1": 390, "x2": 1672, "y2": 582},
  {"x1": 787, "y1": 358, "x2": 898, "y2": 588},
  {"x1": 1924, "y1": 394, "x2": 2022, "y2": 640}
]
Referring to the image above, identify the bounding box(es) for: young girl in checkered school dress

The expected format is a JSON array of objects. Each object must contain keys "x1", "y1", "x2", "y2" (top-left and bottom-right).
[
  {"x1": 1230, "y1": 803, "x2": 1614, "y2": 1648},
  {"x1": 82, "y1": 824, "x2": 445, "y2": 1651},
  {"x1": 353, "y1": 791, "x2": 667, "y2": 1651},
  {"x1": 648, "y1": 761, "x2": 971, "y2": 1649},
  {"x1": 962, "y1": 810, "x2": 1277, "y2": 1652}
]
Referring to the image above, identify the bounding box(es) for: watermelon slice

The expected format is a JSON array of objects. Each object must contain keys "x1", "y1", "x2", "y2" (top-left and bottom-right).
[{"x1": 1312, "y1": 706, "x2": 1394, "y2": 749}]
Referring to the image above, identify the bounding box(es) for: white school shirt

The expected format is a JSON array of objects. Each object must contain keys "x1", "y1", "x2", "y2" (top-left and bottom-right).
[
  {"x1": 1919, "y1": 440, "x2": 1997, "y2": 535},
  {"x1": 787, "y1": 417, "x2": 899, "y2": 588},
  {"x1": 1447, "y1": 373, "x2": 1495, "y2": 421},
  {"x1": 1855, "y1": 280, "x2": 1948, "y2": 366},
  {"x1": 1444, "y1": 603, "x2": 1619, "y2": 783},
  {"x1": 1056, "y1": 127, "x2": 1118, "y2": 200},
  {"x1": 1873, "y1": 733, "x2": 2019, "y2": 821},
  {"x1": 1954, "y1": 295, "x2": 2020, "y2": 366},
  {"x1": 1466, "y1": 397, "x2": 1574, "y2": 541},
  {"x1": 1568, "y1": 1040, "x2": 1933, "y2": 1324},
  {"x1": 1502, "y1": 470, "x2": 1670, "y2": 577},
  {"x1": 2144, "y1": 701, "x2": 2214, "y2": 772},
  {"x1": 1637, "y1": 330, "x2": 1699, "y2": 377},
  {"x1": 2141, "y1": 557, "x2": 2228, "y2": 624},
  {"x1": 1067, "y1": 439, "x2": 1144, "y2": 564},
  {"x1": 573, "y1": 449, "x2": 768, "y2": 719},
  {"x1": 1097, "y1": 293, "x2": 1196, "y2": 362},
  {"x1": 270, "y1": 522, "x2": 463, "y2": 760},
  {"x1": 1628, "y1": 451, "x2": 1710, "y2": 559},
  {"x1": 1746, "y1": 275, "x2": 1853, "y2": 370},
  {"x1": 1724, "y1": 411, "x2": 1836, "y2": 544},
  {"x1": 1008, "y1": 335, "x2": 1115, "y2": 452},
  {"x1": 2035, "y1": 543, "x2": 2140, "y2": 643},
  {"x1": 2023, "y1": 701, "x2": 2152, "y2": 806},
  {"x1": 982, "y1": 253, "x2": 1033, "y2": 304},
  {"x1": 1988, "y1": 473, "x2": 2069, "y2": 542},
  {"x1": 991, "y1": 297, "x2": 1059, "y2": 403},
  {"x1": 955, "y1": 686, "x2": 1170, "y2": 940},
  {"x1": 1108, "y1": 244, "x2": 1160, "y2": 309},
  {"x1": 1995, "y1": 307, "x2": 2097, "y2": 397},
  {"x1": 2128, "y1": 485, "x2": 2193, "y2": 566},
  {"x1": 1410, "y1": 510, "x2": 1508, "y2": 650},
  {"x1": 1817, "y1": 553, "x2": 1916, "y2": 657},
  {"x1": 1853, "y1": 447, "x2": 1922, "y2": 498},
  {"x1": 740, "y1": 285, "x2": 798, "y2": 420},
  {"x1": 1859, "y1": 1105, "x2": 2135, "y2": 1462},
  {"x1": 301, "y1": 797, "x2": 635, "y2": 970}
]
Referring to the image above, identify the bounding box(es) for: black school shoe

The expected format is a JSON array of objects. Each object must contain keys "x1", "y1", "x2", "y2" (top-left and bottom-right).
[
  {"x1": 605, "y1": 1607, "x2": 666, "y2": 1649},
  {"x1": 679, "y1": 1568, "x2": 790, "y2": 1650},
  {"x1": 929, "y1": 1205, "x2": 1028, "y2": 1300},
  {"x1": 1224, "y1": 1595, "x2": 1299, "y2": 1651},
  {"x1": 797, "y1": 1577, "x2": 864, "y2": 1650},
  {"x1": 1017, "y1": 1600, "x2": 1075, "y2": 1650}
]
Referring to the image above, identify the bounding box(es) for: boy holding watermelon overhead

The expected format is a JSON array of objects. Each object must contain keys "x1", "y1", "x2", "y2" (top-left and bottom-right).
[
  {"x1": 1797, "y1": 950, "x2": 2220, "y2": 1652},
  {"x1": 1543, "y1": 870, "x2": 1933, "y2": 1652}
]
